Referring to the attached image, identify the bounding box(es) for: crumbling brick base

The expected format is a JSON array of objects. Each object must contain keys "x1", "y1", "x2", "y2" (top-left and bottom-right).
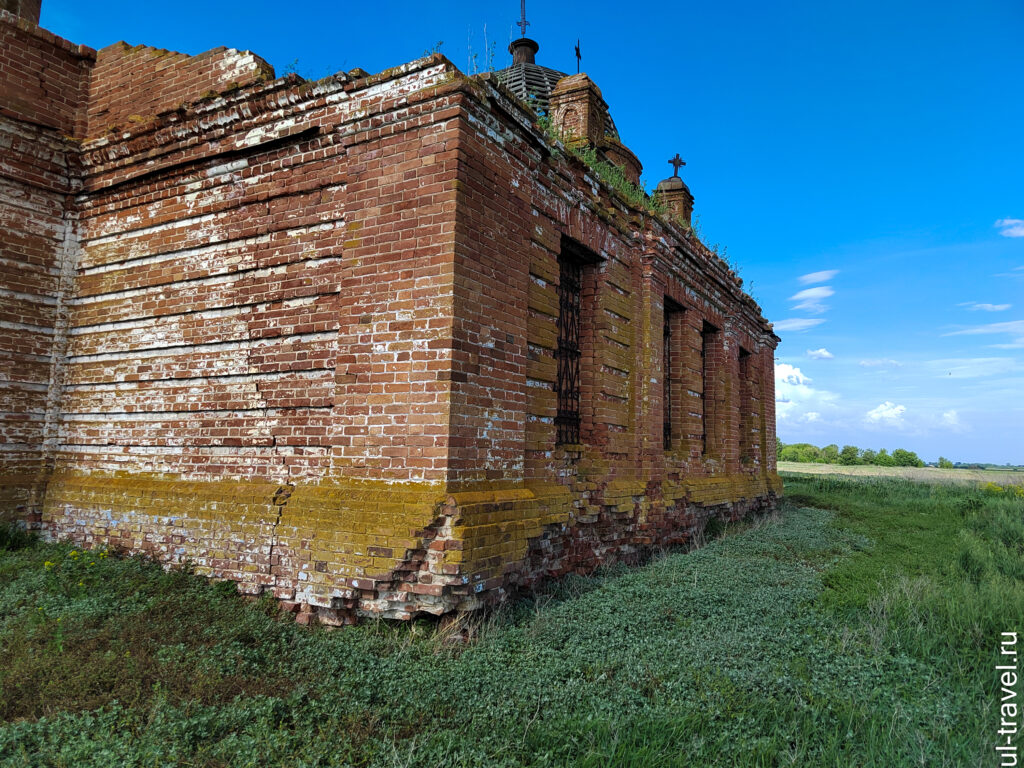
[{"x1": 41, "y1": 471, "x2": 779, "y2": 625}]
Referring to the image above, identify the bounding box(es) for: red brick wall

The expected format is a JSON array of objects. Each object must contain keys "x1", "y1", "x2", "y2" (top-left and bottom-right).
[
  {"x1": 451, "y1": 78, "x2": 780, "y2": 512},
  {"x1": 0, "y1": 13, "x2": 273, "y2": 141},
  {"x1": 0, "y1": 119, "x2": 74, "y2": 522},
  {"x1": 59, "y1": 61, "x2": 454, "y2": 486},
  {"x1": 0, "y1": 14, "x2": 90, "y2": 521},
  {"x1": 66, "y1": 130, "x2": 345, "y2": 481},
  {"x1": 0, "y1": 11, "x2": 93, "y2": 134},
  {"x1": 328, "y1": 79, "x2": 462, "y2": 484},
  {"x1": 446, "y1": 93, "x2": 533, "y2": 486},
  {"x1": 85, "y1": 42, "x2": 273, "y2": 138},
  {"x1": 40, "y1": 60, "x2": 477, "y2": 612}
]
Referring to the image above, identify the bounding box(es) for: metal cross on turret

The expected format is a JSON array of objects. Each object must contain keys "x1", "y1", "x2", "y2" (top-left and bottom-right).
[
  {"x1": 517, "y1": 0, "x2": 530, "y2": 37},
  {"x1": 669, "y1": 153, "x2": 686, "y2": 177}
]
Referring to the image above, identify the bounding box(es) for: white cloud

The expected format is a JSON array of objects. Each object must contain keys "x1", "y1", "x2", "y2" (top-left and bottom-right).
[
  {"x1": 789, "y1": 286, "x2": 834, "y2": 314},
  {"x1": 798, "y1": 270, "x2": 839, "y2": 285},
  {"x1": 775, "y1": 363, "x2": 810, "y2": 386},
  {"x1": 792, "y1": 287, "x2": 834, "y2": 301},
  {"x1": 859, "y1": 358, "x2": 902, "y2": 368},
  {"x1": 959, "y1": 302, "x2": 1012, "y2": 312},
  {"x1": 807, "y1": 348, "x2": 834, "y2": 360},
  {"x1": 774, "y1": 318, "x2": 826, "y2": 332},
  {"x1": 866, "y1": 401, "x2": 906, "y2": 424},
  {"x1": 927, "y1": 409, "x2": 970, "y2": 434},
  {"x1": 996, "y1": 219, "x2": 1024, "y2": 238},
  {"x1": 774, "y1": 363, "x2": 839, "y2": 424},
  {"x1": 944, "y1": 320, "x2": 1024, "y2": 350}
]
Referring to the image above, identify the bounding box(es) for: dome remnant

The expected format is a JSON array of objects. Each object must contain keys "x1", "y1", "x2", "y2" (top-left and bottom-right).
[{"x1": 495, "y1": 38, "x2": 564, "y2": 116}]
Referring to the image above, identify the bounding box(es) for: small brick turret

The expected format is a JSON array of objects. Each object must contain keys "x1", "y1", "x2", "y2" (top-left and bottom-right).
[
  {"x1": 657, "y1": 174, "x2": 695, "y2": 227},
  {"x1": 549, "y1": 73, "x2": 607, "y2": 148},
  {"x1": 548, "y1": 73, "x2": 643, "y2": 184}
]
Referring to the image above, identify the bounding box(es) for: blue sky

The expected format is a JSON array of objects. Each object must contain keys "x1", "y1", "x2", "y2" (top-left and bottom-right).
[{"x1": 40, "y1": 0, "x2": 1024, "y2": 463}]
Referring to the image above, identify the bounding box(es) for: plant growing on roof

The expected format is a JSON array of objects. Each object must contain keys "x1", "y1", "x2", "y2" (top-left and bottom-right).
[{"x1": 536, "y1": 116, "x2": 666, "y2": 217}]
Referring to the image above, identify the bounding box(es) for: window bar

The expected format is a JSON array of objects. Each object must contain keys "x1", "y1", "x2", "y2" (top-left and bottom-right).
[
  {"x1": 700, "y1": 321, "x2": 715, "y2": 456},
  {"x1": 555, "y1": 256, "x2": 583, "y2": 445}
]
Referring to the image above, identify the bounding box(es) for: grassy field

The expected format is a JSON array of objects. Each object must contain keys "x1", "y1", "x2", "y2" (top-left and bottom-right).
[
  {"x1": 0, "y1": 475, "x2": 1021, "y2": 767},
  {"x1": 779, "y1": 461, "x2": 1024, "y2": 486}
]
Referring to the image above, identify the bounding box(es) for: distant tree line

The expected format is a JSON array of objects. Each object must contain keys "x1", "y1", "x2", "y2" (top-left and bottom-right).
[{"x1": 775, "y1": 439, "x2": 938, "y2": 468}]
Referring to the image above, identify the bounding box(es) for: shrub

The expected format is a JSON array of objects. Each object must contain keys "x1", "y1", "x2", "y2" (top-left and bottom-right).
[
  {"x1": 0, "y1": 521, "x2": 36, "y2": 551},
  {"x1": 839, "y1": 445, "x2": 861, "y2": 465},
  {"x1": 873, "y1": 450, "x2": 896, "y2": 467},
  {"x1": 891, "y1": 448, "x2": 924, "y2": 467}
]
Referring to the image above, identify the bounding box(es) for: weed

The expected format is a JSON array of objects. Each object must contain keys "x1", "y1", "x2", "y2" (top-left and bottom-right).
[
  {"x1": 536, "y1": 116, "x2": 666, "y2": 218},
  {"x1": 702, "y1": 515, "x2": 726, "y2": 541},
  {"x1": 0, "y1": 522, "x2": 35, "y2": 551}
]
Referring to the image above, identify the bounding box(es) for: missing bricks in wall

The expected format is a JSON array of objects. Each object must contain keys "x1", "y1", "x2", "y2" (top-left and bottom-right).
[{"x1": 271, "y1": 484, "x2": 293, "y2": 507}]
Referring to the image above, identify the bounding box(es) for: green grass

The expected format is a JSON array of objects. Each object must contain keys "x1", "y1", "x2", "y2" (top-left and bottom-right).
[{"x1": 0, "y1": 475, "x2": 1021, "y2": 766}]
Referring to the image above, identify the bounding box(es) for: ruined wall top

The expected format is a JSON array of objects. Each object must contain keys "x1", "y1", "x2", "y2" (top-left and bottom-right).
[
  {"x1": 0, "y1": 6, "x2": 273, "y2": 140},
  {"x1": 0, "y1": 0, "x2": 40, "y2": 24}
]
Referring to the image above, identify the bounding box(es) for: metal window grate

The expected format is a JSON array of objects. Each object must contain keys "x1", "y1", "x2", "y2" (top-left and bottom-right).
[
  {"x1": 700, "y1": 327, "x2": 706, "y2": 455},
  {"x1": 663, "y1": 298, "x2": 683, "y2": 450},
  {"x1": 555, "y1": 255, "x2": 583, "y2": 445},
  {"x1": 663, "y1": 310, "x2": 672, "y2": 449},
  {"x1": 739, "y1": 347, "x2": 752, "y2": 460},
  {"x1": 700, "y1": 321, "x2": 719, "y2": 456}
]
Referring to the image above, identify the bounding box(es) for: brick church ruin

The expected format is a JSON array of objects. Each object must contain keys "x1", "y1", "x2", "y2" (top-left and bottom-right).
[{"x1": 0, "y1": 1, "x2": 781, "y2": 623}]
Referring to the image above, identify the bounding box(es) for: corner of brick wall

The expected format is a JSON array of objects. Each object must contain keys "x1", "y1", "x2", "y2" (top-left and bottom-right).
[
  {"x1": 0, "y1": 13, "x2": 91, "y2": 525},
  {"x1": 0, "y1": 10, "x2": 94, "y2": 134}
]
